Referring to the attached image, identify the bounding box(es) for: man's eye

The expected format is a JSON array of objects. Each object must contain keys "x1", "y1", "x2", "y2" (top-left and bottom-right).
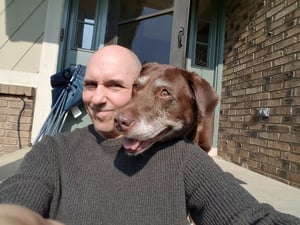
[
  {"x1": 83, "y1": 81, "x2": 97, "y2": 89},
  {"x1": 113, "y1": 83, "x2": 123, "y2": 88},
  {"x1": 110, "y1": 84, "x2": 124, "y2": 90}
]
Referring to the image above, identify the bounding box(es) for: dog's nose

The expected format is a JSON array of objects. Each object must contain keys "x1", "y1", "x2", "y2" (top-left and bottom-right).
[{"x1": 114, "y1": 112, "x2": 134, "y2": 132}]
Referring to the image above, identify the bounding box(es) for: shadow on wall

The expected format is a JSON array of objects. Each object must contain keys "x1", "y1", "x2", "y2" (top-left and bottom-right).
[
  {"x1": 1, "y1": 0, "x2": 49, "y2": 71},
  {"x1": 3, "y1": 0, "x2": 47, "y2": 43}
]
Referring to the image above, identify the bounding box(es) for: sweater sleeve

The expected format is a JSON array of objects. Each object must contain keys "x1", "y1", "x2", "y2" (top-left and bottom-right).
[
  {"x1": 0, "y1": 136, "x2": 59, "y2": 217},
  {"x1": 183, "y1": 144, "x2": 300, "y2": 225}
]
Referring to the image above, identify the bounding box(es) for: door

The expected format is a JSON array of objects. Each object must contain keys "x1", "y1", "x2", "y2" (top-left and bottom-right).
[
  {"x1": 186, "y1": 0, "x2": 226, "y2": 148},
  {"x1": 60, "y1": 0, "x2": 108, "y2": 69},
  {"x1": 106, "y1": 0, "x2": 190, "y2": 68},
  {"x1": 186, "y1": 0, "x2": 225, "y2": 86}
]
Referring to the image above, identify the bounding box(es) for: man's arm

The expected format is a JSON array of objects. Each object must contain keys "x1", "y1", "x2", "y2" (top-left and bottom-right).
[
  {"x1": 0, "y1": 204, "x2": 64, "y2": 225},
  {"x1": 0, "y1": 136, "x2": 58, "y2": 217},
  {"x1": 184, "y1": 145, "x2": 300, "y2": 225}
]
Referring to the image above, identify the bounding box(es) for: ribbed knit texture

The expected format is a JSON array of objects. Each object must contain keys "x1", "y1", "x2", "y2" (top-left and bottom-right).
[{"x1": 1, "y1": 125, "x2": 299, "y2": 225}]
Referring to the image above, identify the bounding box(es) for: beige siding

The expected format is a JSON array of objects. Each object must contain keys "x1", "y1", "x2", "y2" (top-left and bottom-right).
[
  {"x1": 0, "y1": 0, "x2": 47, "y2": 73},
  {"x1": 0, "y1": 0, "x2": 13, "y2": 13}
]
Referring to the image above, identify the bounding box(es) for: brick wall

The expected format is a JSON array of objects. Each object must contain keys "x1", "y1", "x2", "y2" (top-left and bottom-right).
[
  {"x1": 219, "y1": 0, "x2": 300, "y2": 188},
  {"x1": 0, "y1": 84, "x2": 35, "y2": 155}
]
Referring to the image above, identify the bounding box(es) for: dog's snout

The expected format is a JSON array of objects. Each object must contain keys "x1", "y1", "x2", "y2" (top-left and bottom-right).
[{"x1": 115, "y1": 112, "x2": 135, "y2": 132}]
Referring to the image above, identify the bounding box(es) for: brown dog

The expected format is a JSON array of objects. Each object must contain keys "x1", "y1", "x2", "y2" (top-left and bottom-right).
[{"x1": 115, "y1": 62, "x2": 218, "y2": 156}]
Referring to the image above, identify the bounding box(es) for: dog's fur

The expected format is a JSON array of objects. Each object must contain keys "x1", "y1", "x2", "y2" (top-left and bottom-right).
[{"x1": 115, "y1": 62, "x2": 218, "y2": 156}]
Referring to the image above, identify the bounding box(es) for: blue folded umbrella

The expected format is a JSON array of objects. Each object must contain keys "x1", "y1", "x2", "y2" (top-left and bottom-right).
[{"x1": 34, "y1": 65, "x2": 86, "y2": 144}]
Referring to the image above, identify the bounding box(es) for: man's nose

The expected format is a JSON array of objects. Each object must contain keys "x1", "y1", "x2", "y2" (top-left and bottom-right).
[{"x1": 91, "y1": 85, "x2": 107, "y2": 104}]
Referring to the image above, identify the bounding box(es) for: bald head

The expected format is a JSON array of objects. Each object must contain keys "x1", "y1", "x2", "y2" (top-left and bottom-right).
[{"x1": 87, "y1": 45, "x2": 141, "y2": 81}]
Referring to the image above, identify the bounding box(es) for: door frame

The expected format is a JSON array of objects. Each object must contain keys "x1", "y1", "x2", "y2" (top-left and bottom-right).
[
  {"x1": 57, "y1": 0, "x2": 108, "y2": 71},
  {"x1": 169, "y1": 0, "x2": 190, "y2": 68},
  {"x1": 186, "y1": 0, "x2": 226, "y2": 150}
]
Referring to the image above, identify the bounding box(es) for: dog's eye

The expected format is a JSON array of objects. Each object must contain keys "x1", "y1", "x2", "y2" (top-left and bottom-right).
[
  {"x1": 132, "y1": 83, "x2": 140, "y2": 96},
  {"x1": 133, "y1": 83, "x2": 138, "y2": 89},
  {"x1": 160, "y1": 89, "x2": 171, "y2": 97}
]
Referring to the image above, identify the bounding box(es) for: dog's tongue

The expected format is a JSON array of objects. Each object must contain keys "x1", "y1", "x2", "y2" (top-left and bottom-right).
[{"x1": 123, "y1": 138, "x2": 142, "y2": 152}]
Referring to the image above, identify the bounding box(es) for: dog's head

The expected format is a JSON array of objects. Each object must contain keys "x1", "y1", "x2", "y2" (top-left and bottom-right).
[{"x1": 114, "y1": 62, "x2": 218, "y2": 156}]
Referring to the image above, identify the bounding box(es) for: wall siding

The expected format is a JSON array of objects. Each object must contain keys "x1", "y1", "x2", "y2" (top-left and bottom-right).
[
  {"x1": 0, "y1": 0, "x2": 47, "y2": 73},
  {"x1": 0, "y1": 0, "x2": 47, "y2": 152},
  {"x1": 219, "y1": 0, "x2": 300, "y2": 188}
]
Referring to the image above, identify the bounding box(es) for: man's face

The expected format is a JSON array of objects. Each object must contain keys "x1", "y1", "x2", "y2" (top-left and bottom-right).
[{"x1": 82, "y1": 59, "x2": 137, "y2": 138}]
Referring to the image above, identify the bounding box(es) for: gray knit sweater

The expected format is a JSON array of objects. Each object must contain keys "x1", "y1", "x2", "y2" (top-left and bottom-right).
[{"x1": 1, "y1": 125, "x2": 299, "y2": 225}]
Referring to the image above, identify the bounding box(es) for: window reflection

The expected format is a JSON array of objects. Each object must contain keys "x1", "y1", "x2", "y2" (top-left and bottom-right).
[
  {"x1": 194, "y1": 0, "x2": 211, "y2": 67},
  {"x1": 74, "y1": 0, "x2": 97, "y2": 50},
  {"x1": 118, "y1": 13, "x2": 172, "y2": 64},
  {"x1": 196, "y1": 44, "x2": 208, "y2": 66},
  {"x1": 120, "y1": 0, "x2": 174, "y2": 20}
]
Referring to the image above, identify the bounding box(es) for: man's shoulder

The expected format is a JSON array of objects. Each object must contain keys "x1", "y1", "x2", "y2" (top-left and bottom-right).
[
  {"x1": 171, "y1": 138, "x2": 205, "y2": 152},
  {"x1": 34, "y1": 125, "x2": 94, "y2": 149},
  {"x1": 156, "y1": 138, "x2": 207, "y2": 158}
]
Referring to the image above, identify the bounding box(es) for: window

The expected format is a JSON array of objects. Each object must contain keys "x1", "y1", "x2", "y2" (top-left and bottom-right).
[
  {"x1": 193, "y1": 0, "x2": 212, "y2": 67},
  {"x1": 74, "y1": 0, "x2": 97, "y2": 50}
]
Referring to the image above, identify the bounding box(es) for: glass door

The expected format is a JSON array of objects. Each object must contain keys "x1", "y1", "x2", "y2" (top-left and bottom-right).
[
  {"x1": 106, "y1": 0, "x2": 190, "y2": 68},
  {"x1": 61, "y1": 0, "x2": 108, "y2": 68},
  {"x1": 186, "y1": 0, "x2": 225, "y2": 85},
  {"x1": 186, "y1": 0, "x2": 226, "y2": 148}
]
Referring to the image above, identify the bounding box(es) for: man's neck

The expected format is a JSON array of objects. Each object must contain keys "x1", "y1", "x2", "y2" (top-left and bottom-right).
[{"x1": 97, "y1": 130, "x2": 123, "y2": 139}]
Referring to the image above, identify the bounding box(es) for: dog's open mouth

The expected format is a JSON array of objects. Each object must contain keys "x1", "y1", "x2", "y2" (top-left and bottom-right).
[{"x1": 123, "y1": 128, "x2": 170, "y2": 155}]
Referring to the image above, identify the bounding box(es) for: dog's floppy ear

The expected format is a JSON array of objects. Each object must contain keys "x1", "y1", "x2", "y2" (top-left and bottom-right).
[
  {"x1": 182, "y1": 70, "x2": 218, "y2": 152},
  {"x1": 141, "y1": 62, "x2": 158, "y2": 74},
  {"x1": 183, "y1": 70, "x2": 218, "y2": 117}
]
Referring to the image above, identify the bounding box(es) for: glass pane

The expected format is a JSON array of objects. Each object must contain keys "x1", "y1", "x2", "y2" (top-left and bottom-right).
[
  {"x1": 74, "y1": 0, "x2": 97, "y2": 50},
  {"x1": 197, "y1": 22, "x2": 209, "y2": 43},
  {"x1": 120, "y1": 0, "x2": 174, "y2": 20},
  {"x1": 75, "y1": 22, "x2": 94, "y2": 49},
  {"x1": 118, "y1": 14, "x2": 173, "y2": 64},
  {"x1": 194, "y1": 0, "x2": 211, "y2": 67},
  {"x1": 195, "y1": 44, "x2": 208, "y2": 67},
  {"x1": 198, "y1": 0, "x2": 211, "y2": 21},
  {"x1": 78, "y1": 0, "x2": 96, "y2": 22}
]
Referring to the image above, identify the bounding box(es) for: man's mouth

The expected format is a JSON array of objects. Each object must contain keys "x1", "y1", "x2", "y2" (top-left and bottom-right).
[{"x1": 123, "y1": 128, "x2": 170, "y2": 155}]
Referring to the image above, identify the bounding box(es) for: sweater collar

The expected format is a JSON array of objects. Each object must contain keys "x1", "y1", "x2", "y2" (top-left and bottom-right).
[{"x1": 87, "y1": 124, "x2": 124, "y2": 148}]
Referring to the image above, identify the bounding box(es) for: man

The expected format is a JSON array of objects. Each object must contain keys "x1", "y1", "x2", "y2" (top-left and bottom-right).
[{"x1": 1, "y1": 45, "x2": 300, "y2": 225}]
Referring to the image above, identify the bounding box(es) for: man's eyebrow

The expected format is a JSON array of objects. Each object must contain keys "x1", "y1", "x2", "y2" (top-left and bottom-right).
[
  {"x1": 104, "y1": 79, "x2": 125, "y2": 85},
  {"x1": 83, "y1": 79, "x2": 96, "y2": 85}
]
